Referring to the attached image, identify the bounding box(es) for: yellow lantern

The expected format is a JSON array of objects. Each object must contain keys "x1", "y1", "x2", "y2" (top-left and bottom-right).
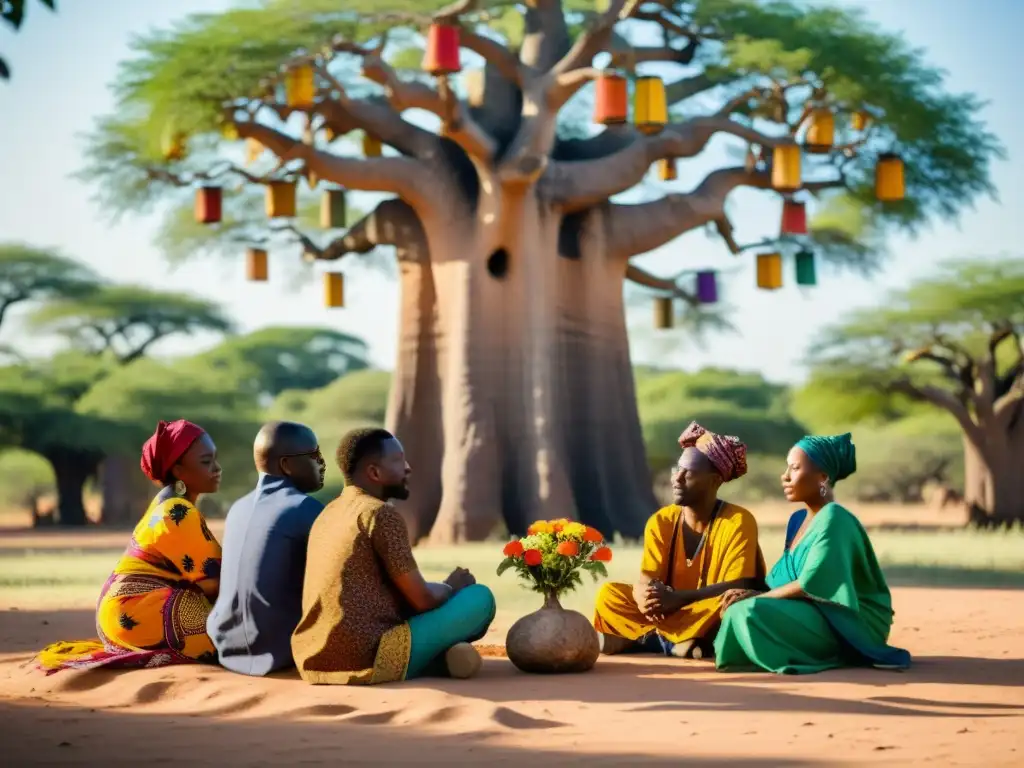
[
  {"x1": 634, "y1": 76, "x2": 668, "y2": 134},
  {"x1": 265, "y1": 181, "x2": 297, "y2": 219},
  {"x1": 771, "y1": 144, "x2": 801, "y2": 192},
  {"x1": 286, "y1": 64, "x2": 316, "y2": 109},
  {"x1": 220, "y1": 122, "x2": 239, "y2": 141},
  {"x1": 161, "y1": 129, "x2": 187, "y2": 162},
  {"x1": 464, "y1": 68, "x2": 486, "y2": 107},
  {"x1": 324, "y1": 272, "x2": 345, "y2": 308},
  {"x1": 322, "y1": 125, "x2": 337, "y2": 143},
  {"x1": 657, "y1": 158, "x2": 677, "y2": 181},
  {"x1": 245, "y1": 138, "x2": 264, "y2": 165},
  {"x1": 756, "y1": 252, "x2": 783, "y2": 290},
  {"x1": 362, "y1": 133, "x2": 382, "y2": 157},
  {"x1": 851, "y1": 111, "x2": 870, "y2": 132},
  {"x1": 805, "y1": 108, "x2": 835, "y2": 153},
  {"x1": 654, "y1": 297, "x2": 674, "y2": 329},
  {"x1": 320, "y1": 188, "x2": 347, "y2": 229},
  {"x1": 246, "y1": 248, "x2": 268, "y2": 282},
  {"x1": 875, "y1": 153, "x2": 905, "y2": 202}
]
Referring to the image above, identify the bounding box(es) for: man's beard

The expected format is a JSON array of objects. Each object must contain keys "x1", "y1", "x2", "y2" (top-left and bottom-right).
[{"x1": 383, "y1": 481, "x2": 410, "y2": 500}]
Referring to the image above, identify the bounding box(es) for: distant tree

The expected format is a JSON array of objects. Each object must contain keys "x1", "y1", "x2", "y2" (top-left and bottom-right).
[
  {"x1": 0, "y1": 243, "x2": 100, "y2": 331},
  {"x1": 806, "y1": 259, "x2": 1024, "y2": 525},
  {"x1": 29, "y1": 285, "x2": 233, "y2": 363},
  {"x1": 0, "y1": 0, "x2": 55, "y2": 80},
  {"x1": 193, "y1": 326, "x2": 371, "y2": 400}
]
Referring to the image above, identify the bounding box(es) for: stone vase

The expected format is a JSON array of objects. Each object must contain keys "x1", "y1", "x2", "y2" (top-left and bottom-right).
[{"x1": 505, "y1": 591, "x2": 600, "y2": 674}]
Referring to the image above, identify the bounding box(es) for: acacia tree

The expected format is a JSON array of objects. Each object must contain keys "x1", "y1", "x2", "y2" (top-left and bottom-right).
[
  {"x1": 806, "y1": 259, "x2": 1024, "y2": 526},
  {"x1": 0, "y1": 243, "x2": 99, "y2": 331},
  {"x1": 81, "y1": 0, "x2": 998, "y2": 542}
]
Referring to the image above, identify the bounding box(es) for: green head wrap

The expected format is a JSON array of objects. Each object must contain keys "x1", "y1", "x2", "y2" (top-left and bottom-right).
[{"x1": 794, "y1": 433, "x2": 857, "y2": 485}]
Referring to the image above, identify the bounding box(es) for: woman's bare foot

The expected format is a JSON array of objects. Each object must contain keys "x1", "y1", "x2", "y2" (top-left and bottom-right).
[
  {"x1": 444, "y1": 643, "x2": 483, "y2": 679},
  {"x1": 669, "y1": 639, "x2": 697, "y2": 658}
]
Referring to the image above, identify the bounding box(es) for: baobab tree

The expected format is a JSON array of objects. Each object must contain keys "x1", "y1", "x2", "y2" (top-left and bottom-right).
[{"x1": 80, "y1": 0, "x2": 999, "y2": 542}]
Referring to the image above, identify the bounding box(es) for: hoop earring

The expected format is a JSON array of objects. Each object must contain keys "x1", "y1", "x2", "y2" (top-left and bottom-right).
[
  {"x1": 819, "y1": 482, "x2": 828, "y2": 499},
  {"x1": 174, "y1": 479, "x2": 187, "y2": 497}
]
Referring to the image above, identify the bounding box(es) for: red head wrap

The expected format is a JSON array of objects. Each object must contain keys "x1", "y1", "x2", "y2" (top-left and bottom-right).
[
  {"x1": 678, "y1": 421, "x2": 748, "y2": 482},
  {"x1": 140, "y1": 420, "x2": 205, "y2": 484}
]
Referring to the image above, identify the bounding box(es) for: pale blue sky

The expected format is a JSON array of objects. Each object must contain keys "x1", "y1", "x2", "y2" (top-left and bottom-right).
[{"x1": 0, "y1": 1, "x2": 1020, "y2": 383}]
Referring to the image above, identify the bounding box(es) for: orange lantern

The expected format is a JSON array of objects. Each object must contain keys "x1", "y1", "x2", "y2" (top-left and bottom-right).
[
  {"x1": 322, "y1": 125, "x2": 337, "y2": 143},
  {"x1": 657, "y1": 158, "x2": 677, "y2": 181},
  {"x1": 593, "y1": 73, "x2": 627, "y2": 125},
  {"x1": 286, "y1": 65, "x2": 316, "y2": 109},
  {"x1": 246, "y1": 248, "x2": 268, "y2": 282},
  {"x1": 363, "y1": 133, "x2": 382, "y2": 157},
  {"x1": 422, "y1": 23, "x2": 461, "y2": 75},
  {"x1": 634, "y1": 76, "x2": 668, "y2": 134},
  {"x1": 875, "y1": 153, "x2": 905, "y2": 202},
  {"x1": 654, "y1": 297, "x2": 674, "y2": 329},
  {"x1": 780, "y1": 200, "x2": 807, "y2": 235},
  {"x1": 245, "y1": 138, "x2": 264, "y2": 165},
  {"x1": 265, "y1": 181, "x2": 297, "y2": 219},
  {"x1": 805, "y1": 108, "x2": 835, "y2": 153},
  {"x1": 851, "y1": 111, "x2": 869, "y2": 132},
  {"x1": 324, "y1": 272, "x2": 345, "y2": 308},
  {"x1": 756, "y1": 252, "x2": 783, "y2": 290},
  {"x1": 771, "y1": 144, "x2": 801, "y2": 192},
  {"x1": 320, "y1": 188, "x2": 347, "y2": 229},
  {"x1": 161, "y1": 129, "x2": 187, "y2": 162},
  {"x1": 194, "y1": 186, "x2": 222, "y2": 224}
]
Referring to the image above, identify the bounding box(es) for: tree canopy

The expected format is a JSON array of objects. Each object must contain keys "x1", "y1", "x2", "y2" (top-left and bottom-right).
[{"x1": 0, "y1": 244, "x2": 100, "y2": 330}]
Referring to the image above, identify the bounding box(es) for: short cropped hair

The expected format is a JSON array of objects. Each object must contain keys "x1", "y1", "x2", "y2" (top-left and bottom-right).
[{"x1": 336, "y1": 427, "x2": 394, "y2": 484}]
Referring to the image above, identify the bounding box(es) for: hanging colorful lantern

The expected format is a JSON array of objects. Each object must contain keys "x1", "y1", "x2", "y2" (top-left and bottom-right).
[
  {"x1": 804, "y1": 108, "x2": 835, "y2": 153},
  {"x1": 634, "y1": 76, "x2": 668, "y2": 134},
  {"x1": 593, "y1": 73, "x2": 627, "y2": 125},
  {"x1": 696, "y1": 271, "x2": 718, "y2": 304},
  {"x1": 161, "y1": 129, "x2": 187, "y2": 162},
  {"x1": 654, "y1": 296, "x2": 674, "y2": 329},
  {"x1": 464, "y1": 68, "x2": 486, "y2": 107},
  {"x1": 657, "y1": 158, "x2": 677, "y2": 181},
  {"x1": 756, "y1": 252, "x2": 783, "y2": 290},
  {"x1": 780, "y1": 200, "x2": 808, "y2": 235},
  {"x1": 322, "y1": 125, "x2": 337, "y2": 143},
  {"x1": 265, "y1": 181, "x2": 297, "y2": 219},
  {"x1": 851, "y1": 111, "x2": 870, "y2": 132},
  {"x1": 875, "y1": 153, "x2": 905, "y2": 202},
  {"x1": 363, "y1": 133, "x2": 382, "y2": 157},
  {"x1": 246, "y1": 248, "x2": 269, "y2": 282},
  {"x1": 422, "y1": 23, "x2": 461, "y2": 75},
  {"x1": 324, "y1": 272, "x2": 345, "y2": 308},
  {"x1": 771, "y1": 144, "x2": 801, "y2": 192},
  {"x1": 795, "y1": 250, "x2": 817, "y2": 286},
  {"x1": 194, "y1": 186, "x2": 222, "y2": 224},
  {"x1": 286, "y1": 64, "x2": 316, "y2": 109},
  {"x1": 220, "y1": 121, "x2": 239, "y2": 141},
  {"x1": 320, "y1": 188, "x2": 347, "y2": 229},
  {"x1": 245, "y1": 138, "x2": 264, "y2": 165}
]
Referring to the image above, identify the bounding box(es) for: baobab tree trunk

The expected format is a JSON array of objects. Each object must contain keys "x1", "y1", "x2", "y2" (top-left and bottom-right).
[
  {"x1": 99, "y1": 453, "x2": 153, "y2": 527},
  {"x1": 43, "y1": 447, "x2": 99, "y2": 526},
  {"x1": 963, "y1": 406, "x2": 1024, "y2": 526}
]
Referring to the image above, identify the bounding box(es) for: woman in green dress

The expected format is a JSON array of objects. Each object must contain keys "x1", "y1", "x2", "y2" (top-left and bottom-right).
[{"x1": 713, "y1": 433, "x2": 911, "y2": 674}]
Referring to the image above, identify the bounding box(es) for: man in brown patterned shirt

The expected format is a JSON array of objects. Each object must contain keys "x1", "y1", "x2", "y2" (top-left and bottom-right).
[{"x1": 292, "y1": 428, "x2": 496, "y2": 685}]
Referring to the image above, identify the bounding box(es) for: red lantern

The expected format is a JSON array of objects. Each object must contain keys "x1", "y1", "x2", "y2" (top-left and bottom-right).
[
  {"x1": 195, "y1": 186, "x2": 222, "y2": 224},
  {"x1": 593, "y1": 73, "x2": 627, "y2": 125},
  {"x1": 780, "y1": 200, "x2": 807, "y2": 236},
  {"x1": 422, "y1": 24, "x2": 461, "y2": 75}
]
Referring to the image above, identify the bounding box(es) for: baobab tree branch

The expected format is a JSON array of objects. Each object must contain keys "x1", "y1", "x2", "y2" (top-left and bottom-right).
[
  {"x1": 294, "y1": 199, "x2": 427, "y2": 265},
  {"x1": 610, "y1": 41, "x2": 698, "y2": 68},
  {"x1": 520, "y1": 0, "x2": 571, "y2": 71},
  {"x1": 891, "y1": 379, "x2": 981, "y2": 441},
  {"x1": 625, "y1": 264, "x2": 698, "y2": 305},
  {"x1": 554, "y1": 0, "x2": 638, "y2": 75},
  {"x1": 235, "y1": 121, "x2": 434, "y2": 207},
  {"x1": 315, "y1": 98, "x2": 434, "y2": 158},
  {"x1": 459, "y1": 28, "x2": 525, "y2": 86},
  {"x1": 546, "y1": 118, "x2": 783, "y2": 212}
]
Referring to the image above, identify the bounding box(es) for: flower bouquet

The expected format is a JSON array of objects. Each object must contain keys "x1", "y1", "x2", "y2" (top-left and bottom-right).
[{"x1": 497, "y1": 519, "x2": 613, "y2": 674}]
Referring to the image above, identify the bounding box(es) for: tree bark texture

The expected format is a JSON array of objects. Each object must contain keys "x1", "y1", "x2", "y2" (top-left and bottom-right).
[
  {"x1": 962, "y1": 402, "x2": 1024, "y2": 526},
  {"x1": 99, "y1": 453, "x2": 154, "y2": 527},
  {"x1": 45, "y1": 447, "x2": 99, "y2": 527}
]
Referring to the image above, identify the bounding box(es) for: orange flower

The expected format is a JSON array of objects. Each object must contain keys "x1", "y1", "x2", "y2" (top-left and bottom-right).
[
  {"x1": 527, "y1": 520, "x2": 553, "y2": 535},
  {"x1": 556, "y1": 540, "x2": 579, "y2": 557},
  {"x1": 503, "y1": 540, "x2": 524, "y2": 557},
  {"x1": 523, "y1": 549, "x2": 543, "y2": 566},
  {"x1": 582, "y1": 526, "x2": 603, "y2": 543},
  {"x1": 590, "y1": 546, "x2": 612, "y2": 562}
]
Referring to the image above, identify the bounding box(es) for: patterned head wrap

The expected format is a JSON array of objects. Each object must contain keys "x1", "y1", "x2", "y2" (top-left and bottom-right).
[
  {"x1": 140, "y1": 420, "x2": 205, "y2": 484},
  {"x1": 794, "y1": 433, "x2": 857, "y2": 485},
  {"x1": 678, "y1": 421, "x2": 748, "y2": 482}
]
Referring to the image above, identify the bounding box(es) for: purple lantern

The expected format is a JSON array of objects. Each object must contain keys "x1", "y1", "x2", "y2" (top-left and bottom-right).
[{"x1": 696, "y1": 270, "x2": 718, "y2": 304}]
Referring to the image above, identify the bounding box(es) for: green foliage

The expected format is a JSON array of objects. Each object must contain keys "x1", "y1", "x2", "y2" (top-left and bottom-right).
[
  {"x1": 0, "y1": 449, "x2": 55, "y2": 507},
  {"x1": 0, "y1": 244, "x2": 101, "y2": 328},
  {"x1": 29, "y1": 285, "x2": 233, "y2": 360}
]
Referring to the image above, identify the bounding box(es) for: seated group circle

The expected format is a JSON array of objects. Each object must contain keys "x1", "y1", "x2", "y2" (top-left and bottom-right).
[{"x1": 37, "y1": 417, "x2": 910, "y2": 683}]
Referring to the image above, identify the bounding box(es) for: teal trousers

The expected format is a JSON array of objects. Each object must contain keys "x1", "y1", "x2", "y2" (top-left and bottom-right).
[{"x1": 406, "y1": 584, "x2": 496, "y2": 679}]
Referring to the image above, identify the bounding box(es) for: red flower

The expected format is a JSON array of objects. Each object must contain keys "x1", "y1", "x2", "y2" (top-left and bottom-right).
[
  {"x1": 590, "y1": 546, "x2": 612, "y2": 562},
  {"x1": 556, "y1": 540, "x2": 579, "y2": 557},
  {"x1": 503, "y1": 540, "x2": 524, "y2": 557},
  {"x1": 523, "y1": 549, "x2": 543, "y2": 566},
  {"x1": 582, "y1": 526, "x2": 603, "y2": 543}
]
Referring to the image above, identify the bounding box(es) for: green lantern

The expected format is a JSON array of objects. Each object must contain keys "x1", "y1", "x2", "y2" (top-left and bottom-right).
[{"x1": 795, "y1": 250, "x2": 817, "y2": 286}]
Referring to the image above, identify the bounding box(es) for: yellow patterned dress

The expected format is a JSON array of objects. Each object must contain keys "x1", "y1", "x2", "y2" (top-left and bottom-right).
[{"x1": 38, "y1": 491, "x2": 222, "y2": 673}]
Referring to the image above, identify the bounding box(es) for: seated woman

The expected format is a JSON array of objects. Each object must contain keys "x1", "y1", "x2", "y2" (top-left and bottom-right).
[
  {"x1": 714, "y1": 433, "x2": 911, "y2": 674},
  {"x1": 38, "y1": 420, "x2": 223, "y2": 673},
  {"x1": 593, "y1": 422, "x2": 765, "y2": 659}
]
